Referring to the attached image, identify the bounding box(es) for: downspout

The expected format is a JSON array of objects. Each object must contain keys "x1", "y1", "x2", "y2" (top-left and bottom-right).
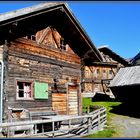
[{"x1": 0, "y1": 60, "x2": 4, "y2": 129}]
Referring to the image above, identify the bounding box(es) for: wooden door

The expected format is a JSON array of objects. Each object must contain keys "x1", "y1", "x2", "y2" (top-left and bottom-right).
[{"x1": 67, "y1": 83, "x2": 81, "y2": 115}]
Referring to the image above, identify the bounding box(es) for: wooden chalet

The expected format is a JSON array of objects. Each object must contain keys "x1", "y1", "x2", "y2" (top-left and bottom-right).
[
  {"x1": 83, "y1": 46, "x2": 130, "y2": 98},
  {"x1": 0, "y1": 2, "x2": 103, "y2": 124}
]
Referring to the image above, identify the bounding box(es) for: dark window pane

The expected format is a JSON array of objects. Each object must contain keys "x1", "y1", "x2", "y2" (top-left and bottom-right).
[
  {"x1": 18, "y1": 82, "x2": 23, "y2": 89},
  {"x1": 97, "y1": 69, "x2": 100, "y2": 74},
  {"x1": 19, "y1": 90, "x2": 24, "y2": 97},
  {"x1": 25, "y1": 82, "x2": 31, "y2": 87},
  {"x1": 109, "y1": 70, "x2": 112, "y2": 74}
]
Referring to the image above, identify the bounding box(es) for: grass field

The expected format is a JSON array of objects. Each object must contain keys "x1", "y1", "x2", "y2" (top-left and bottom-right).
[{"x1": 82, "y1": 98, "x2": 121, "y2": 138}]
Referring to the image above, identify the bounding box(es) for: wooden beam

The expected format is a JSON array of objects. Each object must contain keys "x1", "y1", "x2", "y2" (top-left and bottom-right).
[
  {"x1": 3, "y1": 40, "x2": 9, "y2": 123},
  {"x1": 37, "y1": 27, "x2": 50, "y2": 44},
  {"x1": 89, "y1": 62, "x2": 118, "y2": 67},
  {"x1": 50, "y1": 27, "x2": 60, "y2": 49}
]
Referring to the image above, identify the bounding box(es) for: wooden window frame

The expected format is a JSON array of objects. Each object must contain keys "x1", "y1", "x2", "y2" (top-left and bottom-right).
[{"x1": 16, "y1": 80, "x2": 34, "y2": 100}]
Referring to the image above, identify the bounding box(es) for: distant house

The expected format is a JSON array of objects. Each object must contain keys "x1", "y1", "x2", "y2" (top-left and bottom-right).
[
  {"x1": 130, "y1": 51, "x2": 140, "y2": 65},
  {"x1": 83, "y1": 46, "x2": 130, "y2": 98},
  {"x1": 0, "y1": 2, "x2": 103, "y2": 123},
  {"x1": 109, "y1": 65, "x2": 140, "y2": 102}
]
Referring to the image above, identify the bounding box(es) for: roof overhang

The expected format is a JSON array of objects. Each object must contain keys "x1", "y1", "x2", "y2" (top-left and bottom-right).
[
  {"x1": 90, "y1": 61, "x2": 118, "y2": 67},
  {"x1": 0, "y1": 2, "x2": 103, "y2": 62},
  {"x1": 98, "y1": 46, "x2": 130, "y2": 66}
]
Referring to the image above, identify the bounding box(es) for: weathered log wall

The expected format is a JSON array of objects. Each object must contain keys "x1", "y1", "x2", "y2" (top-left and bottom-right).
[
  {"x1": 84, "y1": 66, "x2": 117, "y2": 93},
  {"x1": 0, "y1": 46, "x2": 3, "y2": 60},
  {"x1": 52, "y1": 84, "x2": 81, "y2": 115},
  {"x1": 5, "y1": 37, "x2": 81, "y2": 111},
  {"x1": 52, "y1": 93, "x2": 66, "y2": 115}
]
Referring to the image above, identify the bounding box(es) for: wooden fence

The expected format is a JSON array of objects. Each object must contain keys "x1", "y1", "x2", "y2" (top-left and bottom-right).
[{"x1": 0, "y1": 107, "x2": 107, "y2": 138}]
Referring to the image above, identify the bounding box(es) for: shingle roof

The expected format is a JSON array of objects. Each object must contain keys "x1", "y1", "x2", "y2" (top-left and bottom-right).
[{"x1": 109, "y1": 66, "x2": 140, "y2": 87}]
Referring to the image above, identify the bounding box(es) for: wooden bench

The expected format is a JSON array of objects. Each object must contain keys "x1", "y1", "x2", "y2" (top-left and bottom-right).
[
  {"x1": 28, "y1": 107, "x2": 58, "y2": 133},
  {"x1": 28, "y1": 107, "x2": 58, "y2": 120}
]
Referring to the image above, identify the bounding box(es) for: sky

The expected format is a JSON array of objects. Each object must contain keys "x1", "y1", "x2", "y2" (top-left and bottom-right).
[{"x1": 0, "y1": 1, "x2": 140, "y2": 59}]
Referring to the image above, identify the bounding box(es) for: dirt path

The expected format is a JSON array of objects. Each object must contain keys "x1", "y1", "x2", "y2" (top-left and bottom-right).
[{"x1": 111, "y1": 115, "x2": 140, "y2": 138}]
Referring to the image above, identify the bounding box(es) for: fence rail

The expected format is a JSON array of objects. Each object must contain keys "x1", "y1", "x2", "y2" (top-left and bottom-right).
[{"x1": 0, "y1": 107, "x2": 107, "y2": 138}]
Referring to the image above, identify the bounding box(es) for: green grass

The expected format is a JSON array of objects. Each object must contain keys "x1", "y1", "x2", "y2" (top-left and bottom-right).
[
  {"x1": 82, "y1": 98, "x2": 121, "y2": 138},
  {"x1": 83, "y1": 128, "x2": 116, "y2": 138}
]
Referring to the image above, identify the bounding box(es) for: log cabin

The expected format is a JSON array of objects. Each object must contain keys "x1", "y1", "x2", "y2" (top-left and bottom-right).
[
  {"x1": 0, "y1": 2, "x2": 103, "y2": 123},
  {"x1": 83, "y1": 46, "x2": 130, "y2": 98}
]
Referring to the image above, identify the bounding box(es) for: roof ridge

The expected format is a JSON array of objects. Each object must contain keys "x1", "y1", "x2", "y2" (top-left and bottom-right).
[{"x1": 0, "y1": 2, "x2": 65, "y2": 22}]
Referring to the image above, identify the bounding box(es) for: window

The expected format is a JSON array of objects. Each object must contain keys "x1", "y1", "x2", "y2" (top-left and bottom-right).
[
  {"x1": 109, "y1": 70, "x2": 112, "y2": 75},
  {"x1": 96, "y1": 69, "x2": 100, "y2": 75},
  {"x1": 109, "y1": 70, "x2": 113, "y2": 79},
  {"x1": 94, "y1": 69, "x2": 100, "y2": 78},
  {"x1": 93, "y1": 69, "x2": 100, "y2": 78},
  {"x1": 60, "y1": 38, "x2": 66, "y2": 50},
  {"x1": 103, "y1": 69, "x2": 107, "y2": 78},
  {"x1": 16, "y1": 81, "x2": 33, "y2": 100}
]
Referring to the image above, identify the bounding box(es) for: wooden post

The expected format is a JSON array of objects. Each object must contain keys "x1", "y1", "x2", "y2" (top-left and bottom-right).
[
  {"x1": 66, "y1": 83, "x2": 68, "y2": 115},
  {"x1": 68, "y1": 119, "x2": 71, "y2": 134},
  {"x1": 98, "y1": 109, "x2": 101, "y2": 130},
  {"x1": 87, "y1": 106, "x2": 90, "y2": 114},
  {"x1": 7, "y1": 109, "x2": 12, "y2": 137},
  {"x1": 52, "y1": 121, "x2": 54, "y2": 138},
  {"x1": 87, "y1": 117, "x2": 92, "y2": 134},
  {"x1": 81, "y1": 58, "x2": 85, "y2": 93},
  {"x1": 56, "y1": 121, "x2": 59, "y2": 130},
  {"x1": 77, "y1": 83, "x2": 82, "y2": 115},
  {"x1": 3, "y1": 40, "x2": 9, "y2": 123},
  {"x1": 34, "y1": 124, "x2": 37, "y2": 134},
  {"x1": 42, "y1": 124, "x2": 44, "y2": 133}
]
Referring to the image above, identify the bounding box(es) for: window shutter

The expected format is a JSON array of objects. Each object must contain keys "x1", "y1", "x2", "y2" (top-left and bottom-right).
[{"x1": 34, "y1": 81, "x2": 48, "y2": 99}]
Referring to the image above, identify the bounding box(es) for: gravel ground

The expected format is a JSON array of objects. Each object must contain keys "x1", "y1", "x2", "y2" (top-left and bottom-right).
[{"x1": 111, "y1": 115, "x2": 140, "y2": 138}]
